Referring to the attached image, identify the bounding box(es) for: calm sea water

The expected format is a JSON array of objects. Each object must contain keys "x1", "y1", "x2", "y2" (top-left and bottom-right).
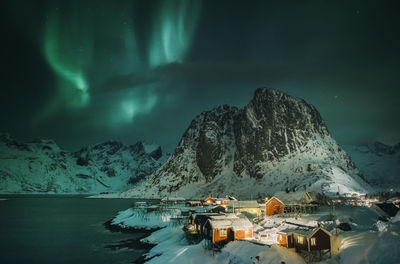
[{"x1": 0, "y1": 196, "x2": 148, "y2": 264}]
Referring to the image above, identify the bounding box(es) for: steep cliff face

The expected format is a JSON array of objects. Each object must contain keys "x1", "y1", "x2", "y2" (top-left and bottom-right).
[
  {"x1": 233, "y1": 88, "x2": 330, "y2": 178},
  {"x1": 148, "y1": 105, "x2": 239, "y2": 193},
  {"x1": 0, "y1": 134, "x2": 164, "y2": 194},
  {"x1": 123, "y1": 88, "x2": 369, "y2": 198}
]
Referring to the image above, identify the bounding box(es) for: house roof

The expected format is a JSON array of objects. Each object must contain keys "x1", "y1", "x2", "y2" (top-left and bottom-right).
[
  {"x1": 228, "y1": 200, "x2": 259, "y2": 208},
  {"x1": 374, "y1": 203, "x2": 399, "y2": 217},
  {"x1": 309, "y1": 226, "x2": 331, "y2": 238},
  {"x1": 208, "y1": 220, "x2": 232, "y2": 229},
  {"x1": 161, "y1": 196, "x2": 185, "y2": 201},
  {"x1": 272, "y1": 191, "x2": 310, "y2": 205},
  {"x1": 207, "y1": 215, "x2": 253, "y2": 231},
  {"x1": 209, "y1": 214, "x2": 239, "y2": 220},
  {"x1": 231, "y1": 218, "x2": 253, "y2": 231},
  {"x1": 279, "y1": 227, "x2": 313, "y2": 237},
  {"x1": 279, "y1": 226, "x2": 331, "y2": 238},
  {"x1": 193, "y1": 213, "x2": 219, "y2": 221},
  {"x1": 266, "y1": 196, "x2": 285, "y2": 205}
]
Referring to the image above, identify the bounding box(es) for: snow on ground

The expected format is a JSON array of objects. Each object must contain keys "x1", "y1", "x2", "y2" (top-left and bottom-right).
[
  {"x1": 110, "y1": 204, "x2": 400, "y2": 263},
  {"x1": 111, "y1": 207, "x2": 181, "y2": 229},
  {"x1": 337, "y1": 224, "x2": 400, "y2": 263},
  {"x1": 142, "y1": 225, "x2": 304, "y2": 264},
  {"x1": 392, "y1": 211, "x2": 400, "y2": 223},
  {"x1": 255, "y1": 206, "x2": 400, "y2": 263}
]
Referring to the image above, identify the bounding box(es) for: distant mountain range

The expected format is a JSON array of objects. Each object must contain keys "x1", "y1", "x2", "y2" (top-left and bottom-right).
[
  {"x1": 2, "y1": 88, "x2": 396, "y2": 197},
  {"x1": 0, "y1": 134, "x2": 165, "y2": 194},
  {"x1": 121, "y1": 88, "x2": 370, "y2": 199}
]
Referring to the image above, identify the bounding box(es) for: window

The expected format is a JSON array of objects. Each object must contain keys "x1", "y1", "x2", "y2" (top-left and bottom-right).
[
  {"x1": 311, "y1": 237, "x2": 316, "y2": 246},
  {"x1": 278, "y1": 235, "x2": 282, "y2": 241},
  {"x1": 220, "y1": 229, "x2": 227, "y2": 236},
  {"x1": 297, "y1": 236, "x2": 304, "y2": 244}
]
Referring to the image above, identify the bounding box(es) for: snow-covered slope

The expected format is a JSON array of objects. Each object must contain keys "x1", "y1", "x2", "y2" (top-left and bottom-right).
[
  {"x1": 0, "y1": 134, "x2": 165, "y2": 194},
  {"x1": 123, "y1": 88, "x2": 369, "y2": 199},
  {"x1": 343, "y1": 142, "x2": 400, "y2": 189}
]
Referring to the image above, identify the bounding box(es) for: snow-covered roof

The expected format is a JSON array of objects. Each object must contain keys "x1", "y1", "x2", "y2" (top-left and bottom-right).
[
  {"x1": 231, "y1": 218, "x2": 253, "y2": 231},
  {"x1": 279, "y1": 226, "x2": 331, "y2": 238},
  {"x1": 209, "y1": 214, "x2": 239, "y2": 220},
  {"x1": 161, "y1": 196, "x2": 186, "y2": 201},
  {"x1": 228, "y1": 200, "x2": 259, "y2": 208},
  {"x1": 207, "y1": 214, "x2": 253, "y2": 231},
  {"x1": 273, "y1": 191, "x2": 309, "y2": 204},
  {"x1": 309, "y1": 226, "x2": 331, "y2": 238},
  {"x1": 209, "y1": 220, "x2": 232, "y2": 229}
]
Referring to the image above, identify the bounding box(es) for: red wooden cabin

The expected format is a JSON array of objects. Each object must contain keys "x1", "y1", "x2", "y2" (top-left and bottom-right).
[{"x1": 265, "y1": 196, "x2": 285, "y2": 216}]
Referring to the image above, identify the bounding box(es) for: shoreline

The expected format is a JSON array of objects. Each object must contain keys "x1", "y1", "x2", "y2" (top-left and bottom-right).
[{"x1": 103, "y1": 219, "x2": 162, "y2": 264}]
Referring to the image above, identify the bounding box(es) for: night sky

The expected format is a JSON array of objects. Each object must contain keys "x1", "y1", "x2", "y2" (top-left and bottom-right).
[{"x1": 1, "y1": 0, "x2": 399, "y2": 152}]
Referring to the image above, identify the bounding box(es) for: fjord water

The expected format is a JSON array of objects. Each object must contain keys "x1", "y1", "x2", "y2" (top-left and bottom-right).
[{"x1": 0, "y1": 196, "x2": 146, "y2": 264}]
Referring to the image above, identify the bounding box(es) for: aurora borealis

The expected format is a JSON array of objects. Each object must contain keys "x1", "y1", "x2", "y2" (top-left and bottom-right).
[
  {"x1": 1, "y1": 0, "x2": 400, "y2": 151},
  {"x1": 39, "y1": 0, "x2": 200, "y2": 122}
]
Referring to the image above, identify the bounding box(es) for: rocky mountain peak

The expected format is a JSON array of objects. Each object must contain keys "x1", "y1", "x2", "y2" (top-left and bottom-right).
[
  {"x1": 234, "y1": 88, "x2": 330, "y2": 178},
  {"x1": 124, "y1": 88, "x2": 368, "y2": 199}
]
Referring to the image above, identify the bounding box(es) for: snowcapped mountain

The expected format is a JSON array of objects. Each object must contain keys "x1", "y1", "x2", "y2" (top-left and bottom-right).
[
  {"x1": 0, "y1": 134, "x2": 165, "y2": 194},
  {"x1": 343, "y1": 142, "x2": 400, "y2": 189},
  {"x1": 122, "y1": 88, "x2": 370, "y2": 199}
]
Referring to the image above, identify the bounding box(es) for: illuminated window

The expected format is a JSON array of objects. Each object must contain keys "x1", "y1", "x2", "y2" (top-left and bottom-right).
[
  {"x1": 311, "y1": 237, "x2": 316, "y2": 246},
  {"x1": 297, "y1": 236, "x2": 304, "y2": 244},
  {"x1": 278, "y1": 235, "x2": 282, "y2": 241},
  {"x1": 220, "y1": 229, "x2": 227, "y2": 236}
]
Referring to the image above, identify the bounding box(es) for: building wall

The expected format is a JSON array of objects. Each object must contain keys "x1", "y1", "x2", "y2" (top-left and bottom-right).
[
  {"x1": 204, "y1": 198, "x2": 215, "y2": 205},
  {"x1": 294, "y1": 234, "x2": 308, "y2": 251},
  {"x1": 246, "y1": 227, "x2": 253, "y2": 239},
  {"x1": 235, "y1": 208, "x2": 261, "y2": 216},
  {"x1": 213, "y1": 228, "x2": 233, "y2": 243},
  {"x1": 277, "y1": 233, "x2": 288, "y2": 247},
  {"x1": 266, "y1": 197, "x2": 284, "y2": 216},
  {"x1": 309, "y1": 229, "x2": 331, "y2": 251},
  {"x1": 235, "y1": 230, "x2": 245, "y2": 240}
]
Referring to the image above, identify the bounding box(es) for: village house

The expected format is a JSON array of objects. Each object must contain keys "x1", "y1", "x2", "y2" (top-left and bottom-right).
[
  {"x1": 203, "y1": 197, "x2": 229, "y2": 207},
  {"x1": 215, "y1": 198, "x2": 229, "y2": 207},
  {"x1": 265, "y1": 191, "x2": 319, "y2": 216},
  {"x1": 204, "y1": 219, "x2": 233, "y2": 244},
  {"x1": 265, "y1": 196, "x2": 285, "y2": 216},
  {"x1": 192, "y1": 213, "x2": 220, "y2": 234},
  {"x1": 277, "y1": 225, "x2": 332, "y2": 260},
  {"x1": 204, "y1": 197, "x2": 216, "y2": 205},
  {"x1": 203, "y1": 214, "x2": 253, "y2": 245},
  {"x1": 228, "y1": 200, "x2": 261, "y2": 216}
]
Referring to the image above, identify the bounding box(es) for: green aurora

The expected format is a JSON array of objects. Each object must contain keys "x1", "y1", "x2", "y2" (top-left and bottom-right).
[
  {"x1": 2, "y1": 0, "x2": 399, "y2": 151},
  {"x1": 42, "y1": 0, "x2": 201, "y2": 122}
]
